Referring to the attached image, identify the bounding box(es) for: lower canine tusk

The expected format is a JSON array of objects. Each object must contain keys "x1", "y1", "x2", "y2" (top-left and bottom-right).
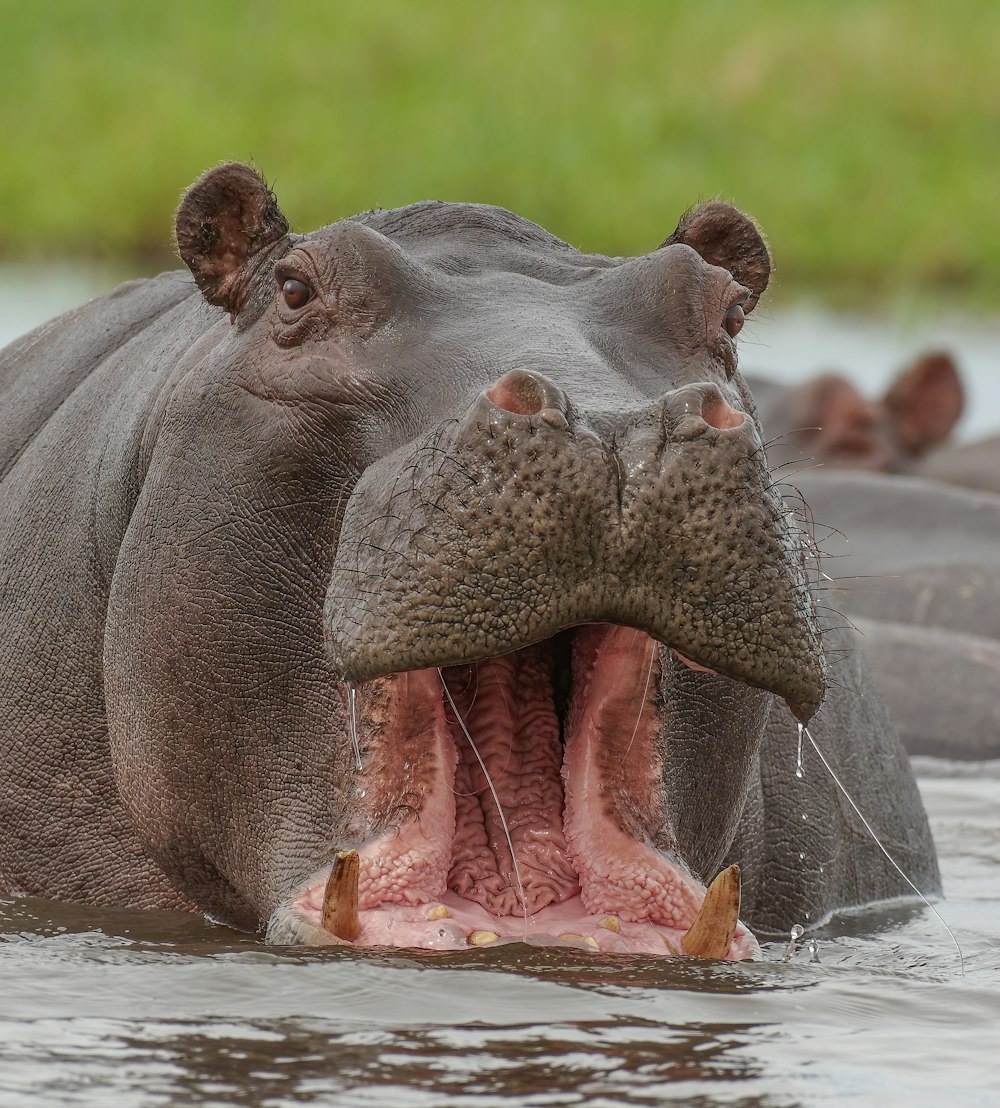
[
  {"x1": 681, "y1": 863, "x2": 741, "y2": 959},
  {"x1": 322, "y1": 850, "x2": 361, "y2": 941}
]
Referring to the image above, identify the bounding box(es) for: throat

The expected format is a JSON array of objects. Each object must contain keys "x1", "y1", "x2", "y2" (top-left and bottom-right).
[{"x1": 444, "y1": 646, "x2": 579, "y2": 916}]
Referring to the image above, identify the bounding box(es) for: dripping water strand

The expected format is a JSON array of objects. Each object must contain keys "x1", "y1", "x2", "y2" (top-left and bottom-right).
[
  {"x1": 439, "y1": 668, "x2": 528, "y2": 933},
  {"x1": 803, "y1": 724, "x2": 965, "y2": 975},
  {"x1": 347, "y1": 686, "x2": 362, "y2": 772},
  {"x1": 796, "y1": 722, "x2": 805, "y2": 778},
  {"x1": 623, "y1": 640, "x2": 658, "y2": 759}
]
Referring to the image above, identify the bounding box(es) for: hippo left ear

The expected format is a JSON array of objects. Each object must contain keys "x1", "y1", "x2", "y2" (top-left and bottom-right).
[
  {"x1": 662, "y1": 202, "x2": 771, "y2": 310},
  {"x1": 175, "y1": 162, "x2": 290, "y2": 317}
]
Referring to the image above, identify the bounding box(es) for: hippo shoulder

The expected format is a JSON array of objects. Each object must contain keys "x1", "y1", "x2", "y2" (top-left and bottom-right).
[{"x1": 0, "y1": 270, "x2": 202, "y2": 479}]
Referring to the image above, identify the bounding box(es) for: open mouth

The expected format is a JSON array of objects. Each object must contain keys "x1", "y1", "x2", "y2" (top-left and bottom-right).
[{"x1": 276, "y1": 624, "x2": 760, "y2": 959}]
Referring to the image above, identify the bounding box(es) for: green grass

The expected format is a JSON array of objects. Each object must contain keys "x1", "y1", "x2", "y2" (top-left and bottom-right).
[{"x1": 3, "y1": 0, "x2": 1000, "y2": 305}]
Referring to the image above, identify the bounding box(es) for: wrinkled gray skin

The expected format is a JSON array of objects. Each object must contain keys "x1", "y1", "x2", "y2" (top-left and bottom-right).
[
  {"x1": 791, "y1": 470, "x2": 1000, "y2": 759},
  {"x1": 0, "y1": 163, "x2": 937, "y2": 938}
]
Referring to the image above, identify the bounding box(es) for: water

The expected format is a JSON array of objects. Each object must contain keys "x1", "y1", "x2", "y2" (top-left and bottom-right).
[
  {"x1": 1, "y1": 760, "x2": 997, "y2": 1106},
  {"x1": 3, "y1": 275, "x2": 1000, "y2": 1104}
]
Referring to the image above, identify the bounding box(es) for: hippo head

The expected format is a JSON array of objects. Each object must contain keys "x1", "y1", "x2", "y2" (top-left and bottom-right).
[{"x1": 104, "y1": 163, "x2": 825, "y2": 959}]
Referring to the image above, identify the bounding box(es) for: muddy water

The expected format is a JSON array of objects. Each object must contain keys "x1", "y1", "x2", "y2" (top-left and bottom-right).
[
  {"x1": 2, "y1": 278, "x2": 1000, "y2": 1104},
  {"x1": 1, "y1": 762, "x2": 996, "y2": 1106}
]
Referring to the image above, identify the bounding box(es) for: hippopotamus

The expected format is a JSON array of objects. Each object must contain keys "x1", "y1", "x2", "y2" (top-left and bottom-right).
[
  {"x1": 0, "y1": 163, "x2": 937, "y2": 956},
  {"x1": 919, "y1": 433, "x2": 1000, "y2": 495},
  {"x1": 791, "y1": 470, "x2": 1000, "y2": 759},
  {"x1": 746, "y1": 351, "x2": 964, "y2": 472}
]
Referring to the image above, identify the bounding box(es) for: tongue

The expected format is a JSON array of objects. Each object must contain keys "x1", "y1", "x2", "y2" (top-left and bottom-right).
[{"x1": 443, "y1": 646, "x2": 578, "y2": 915}]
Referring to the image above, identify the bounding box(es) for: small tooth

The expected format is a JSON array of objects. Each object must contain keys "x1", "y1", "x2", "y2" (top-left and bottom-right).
[
  {"x1": 558, "y1": 932, "x2": 585, "y2": 943},
  {"x1": 321, "y1": 850, "x2": 361, "y2": 942},
  {"x1": 681, "y1": 863, "x2": 741, "y2": 960},
  {"x1": 426, "y1": 905, "x2": 449, "y2": 921},
  {"x1": 467, "y1": 930, "x2": 499, "y2": 946},
  {"x1": 583, "y1": 935, "x2": 600, "y2": 950},
  {"x1": 598, "y1": 916, "x2": 620, "y2": 933},
  {"x1": 660, "y1": 932, "x2": 679, "y2": 955}
]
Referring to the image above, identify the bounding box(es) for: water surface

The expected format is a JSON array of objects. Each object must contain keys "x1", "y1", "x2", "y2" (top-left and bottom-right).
[{"x1": 2, "y1": 761, "x2": 997, "y2": 1106}]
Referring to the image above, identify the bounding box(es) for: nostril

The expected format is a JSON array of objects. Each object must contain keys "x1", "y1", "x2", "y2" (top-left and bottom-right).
[
  {"x1": 703, "y1": 397, "x2": 745, "y2": 430},
  {"x1": 486, "y1": 370, "x2": 547, "y2": 416}
]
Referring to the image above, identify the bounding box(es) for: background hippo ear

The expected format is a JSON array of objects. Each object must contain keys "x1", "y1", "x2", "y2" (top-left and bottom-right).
[
  {"x1": 175, "y1": 162, "x2": 290, "y2": 316},
  {"x1": 883, "y1": 351, "x2": 965, "y2": 455},
  {"x1": 662, "y1": 201, "x2": 771, "y2": 310}
]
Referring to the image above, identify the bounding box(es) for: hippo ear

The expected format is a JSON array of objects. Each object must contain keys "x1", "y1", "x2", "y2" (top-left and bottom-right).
[
  {"x1": 883, "y1": 351, "x2": 965, "y2": 455},
  {"x1": 663, "y1": 202, "x2": 771, "y2": 310},
  {"x1": 175, "y1": 162, "x2": 290, "y2": 316}
]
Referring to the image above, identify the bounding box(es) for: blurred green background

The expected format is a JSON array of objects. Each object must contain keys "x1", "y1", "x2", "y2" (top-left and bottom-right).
[{"x1": 2, "y1": 0, "x2": 998, "y2": 305}]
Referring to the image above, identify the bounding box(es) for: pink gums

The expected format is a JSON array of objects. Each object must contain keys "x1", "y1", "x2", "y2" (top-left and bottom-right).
[{"x1": 294, "y1": 626, "x2": 759, "y2": 959}]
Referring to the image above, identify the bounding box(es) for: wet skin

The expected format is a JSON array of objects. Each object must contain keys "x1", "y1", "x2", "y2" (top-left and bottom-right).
[{"x1": 0, "y1": 165, "x2": 938, "y2": 954}]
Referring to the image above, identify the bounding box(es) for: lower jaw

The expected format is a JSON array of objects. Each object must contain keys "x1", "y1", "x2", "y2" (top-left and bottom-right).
[
  {"x1": 273, "y1": 624, "x2": 760, "y2": 961},
  {"x1": 275, "y1": 887, "x2": 760, "y2": 958}
]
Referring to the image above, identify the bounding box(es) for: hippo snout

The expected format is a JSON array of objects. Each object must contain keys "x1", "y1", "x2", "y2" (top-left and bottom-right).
[{"x1": 323, "y1": 371, "x2": 825, "y2": 719}]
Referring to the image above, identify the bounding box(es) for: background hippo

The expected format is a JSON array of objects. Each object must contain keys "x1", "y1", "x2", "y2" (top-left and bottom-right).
[
  {"x1": 0, "y1": 164, "x2": 937, "y2": 956},
  {"x1": 919, "y1": 432, "x2": 1000, "y2": 495},
  {"x1": 791, "y1": 470, "x2": 1000, "y2": 759},
  {"x1": 746, "y1": 351, "x2": 964, "y2": 473}
]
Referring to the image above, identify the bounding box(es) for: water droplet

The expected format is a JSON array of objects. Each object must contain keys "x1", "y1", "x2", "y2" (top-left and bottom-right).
[
  {"x1": 782, "y1": 923, "x2": 804, "y2": 961},
  {"x1": 798, "y1": 852, "x2": 806, "y2": 861},
  {"x1": 807, "y1": 938, "x2": 820, "y2": 963},
  {"x1": 795, "y1": 723, "x2": 805, "y2": 778},
  {"x1": 801, "y1": 813, "x2": 808, "y2": 821},
  {"x1": 348, "y1": 685, "x2": 362, "y2": 772}
]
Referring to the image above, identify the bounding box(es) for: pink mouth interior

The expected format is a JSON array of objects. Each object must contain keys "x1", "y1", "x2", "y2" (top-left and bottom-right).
[{"x1": 296, "y1": 624, "x2": 758, "y2": 959}]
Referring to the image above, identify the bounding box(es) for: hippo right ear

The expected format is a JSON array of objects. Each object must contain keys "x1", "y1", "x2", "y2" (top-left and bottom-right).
[
  {"x1": 883, "y1": 352, "x2": 965, "y2": 455},
  {"x1": 662, "y1": 202, "x2": 771, "y2": 310},
  {"x1": 175, "y1": 162, "x2": 290, "y2": 317}
]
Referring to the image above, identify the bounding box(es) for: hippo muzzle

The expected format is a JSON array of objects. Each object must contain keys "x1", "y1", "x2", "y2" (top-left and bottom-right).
[{"x1": 326, "y1": 369, "x2": 823, "y2": 717}]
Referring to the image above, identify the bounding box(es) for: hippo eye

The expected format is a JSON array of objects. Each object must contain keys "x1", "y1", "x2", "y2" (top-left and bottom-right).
[
  {"x1": 723, "y1": 303, "x2": 745, "y2": 338},
  {"x1": 282, "y1": 278, "x2": 313, "y2": 310}
]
